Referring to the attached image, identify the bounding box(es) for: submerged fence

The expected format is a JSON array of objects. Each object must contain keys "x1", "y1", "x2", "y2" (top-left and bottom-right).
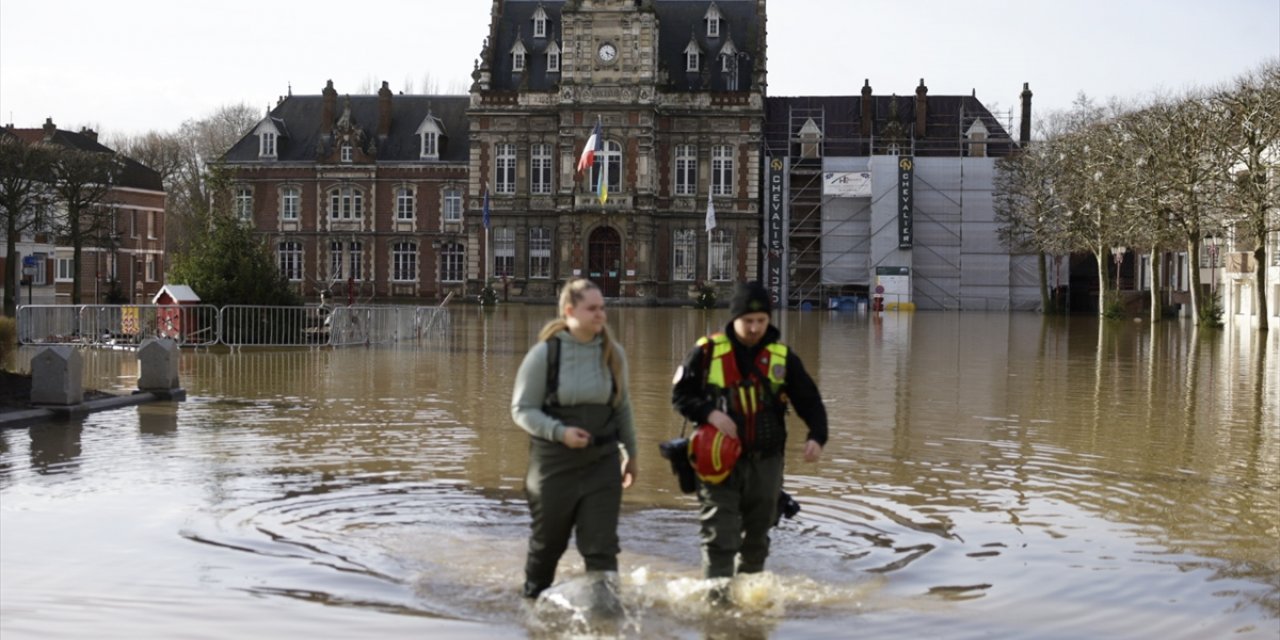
[{"x1": 15, "y1": 304, "x2": 452, "y2": 349}]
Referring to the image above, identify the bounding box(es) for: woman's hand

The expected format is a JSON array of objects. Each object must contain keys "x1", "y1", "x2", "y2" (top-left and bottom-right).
[
  {"x1": 562, "y1": 427, "x2": 592, "y2": 449},
  {"x1": 621, "y1": 458, "x2": 637, "y2": 489}
]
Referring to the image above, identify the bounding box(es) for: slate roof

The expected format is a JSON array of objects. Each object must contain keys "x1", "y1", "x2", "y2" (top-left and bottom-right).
[
  {"x1": 7, "y1": 126, "x2": 164, "y2": 191},
  {"x1": 221, "y1": 93, "x2": 471, "y2": 164},
  {"x1": 764, "y1": 94, "x2": 1018, "y2": 158},
  {"x1": 487, "y1": 0, "x2": 761, "y2": 92}
]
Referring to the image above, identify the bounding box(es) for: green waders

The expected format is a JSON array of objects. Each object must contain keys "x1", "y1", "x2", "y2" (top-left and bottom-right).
[
  {"x1": 524, "y1": 403, "x2": 622, "y2": 592},
  {"x1": 697, "y1": 451, "x2": 784, "y2": 579}
]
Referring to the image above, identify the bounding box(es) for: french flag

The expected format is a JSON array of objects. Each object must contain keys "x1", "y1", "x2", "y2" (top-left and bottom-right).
[{"x1": 576, "y1": 120, "x2": 603, "y2": 175}]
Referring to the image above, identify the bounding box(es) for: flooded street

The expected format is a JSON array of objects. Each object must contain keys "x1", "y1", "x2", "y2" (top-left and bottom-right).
[{"x1": 2, "y1": 306, "x2": 1278, "y2": 639}]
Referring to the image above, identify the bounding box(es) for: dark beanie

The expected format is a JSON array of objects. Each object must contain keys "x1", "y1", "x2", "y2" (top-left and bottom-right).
[{"x1": 729, "y1": 281, "x2": 771, "y2": 319}]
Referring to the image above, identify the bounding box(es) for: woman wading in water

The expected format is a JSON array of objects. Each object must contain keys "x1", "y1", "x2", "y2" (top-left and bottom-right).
[{"x1": 511, "y1": 278, "x2": 637, "y2": 599}]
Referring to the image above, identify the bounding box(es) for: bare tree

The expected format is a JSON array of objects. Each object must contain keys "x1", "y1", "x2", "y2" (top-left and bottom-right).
[
  {"x1": 1213, "y1": 60, "x2": 1280, "y2": 330},
  {"x1": 0, "y1": 133, "x2": 57, "y2": 316},
  {"x1": 48, "y1": 148, "x2": 121, "y2": 304},
  {"x1": 994, "y1": 141, "x2": 1069, "y2": 312}
]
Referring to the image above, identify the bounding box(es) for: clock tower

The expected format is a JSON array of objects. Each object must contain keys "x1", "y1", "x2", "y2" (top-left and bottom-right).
[{"x1": 470, "y1": 0, "x2": 766, "y2": 299}]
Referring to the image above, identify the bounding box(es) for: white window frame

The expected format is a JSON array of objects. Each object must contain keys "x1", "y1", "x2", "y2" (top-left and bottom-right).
[
  {"x1": 55, "y1": 257, "x2": 74, "y2": 282},
  {"x1": 259, "y1": 131, "x2": 276, "y2": 158},
  {"x1": 278, "y1": 241, "x2": 303, "y2": 281},
  {"x1": 685, "y1": 45, "x2": 701, "y2": 72},
  {"x1": 709, "y1": 228, "x2": 732, "y2": 281},
  {"x1": 547, "y1": 50, "x2": 560, "y2": 72},
  {"x1": 711, "y1": 145, "x2": 734, "y2": 197},
  {"x1": 441, "y1": 242, "x2": 465, "y2": 282},
  {"x1": 496, "y1": 143, "x2": 517, "y2": 194},
  {"x1": 443, "y1": 188, "x2": 462, "y2": 222},
  {"x1": 392, "y1": 242, "x2": 418, "y2": 282},
  {"x1": 348, "y1": 241, "x2": 363, "y2": 281},
  {"x1": 281, "y1": 187, "x2": 300, "y2": 220},
  {"x1": 674, "y1": 144, "x2": 697, "y2": 196},
  {"x1": 529, "y1": 227, "x2": 551, "y2": 279},
  {"x1": 672, "y1": 229, "x2": 697, "y2": 281},
  {"x1": 589, "y1": 140, "x2": 622, "y2": 196},
  {"x1": 147, "y1": 211, "x2": 156, "y2": 239},
  {"x1": 396, "y1": 186, "x2": 415, "y2": 221},
  {"x1": 421, "y1": 131, "x2": 438, "y2": 159},
  {"x1": 234, "y1": 187, "x2": 253, "y2": 221},
  {"x1": 145, "y1": 254, "x2": 157, "y2": 283},
  {"x1": 329, "y1": 240, "x2": 344, "y2": 280},
  {"x1": 341, "y1": 145, "x2": 353, "y2": 163},
  {"x1": 329, "y1": 186, "x2": 364, "y2": 220},
  {"x1": 531, "y1": 143, "x2": 553, "y2": 194},
  {"x1": 494, "y1": 226, "x2": 515, "y2": 278}
]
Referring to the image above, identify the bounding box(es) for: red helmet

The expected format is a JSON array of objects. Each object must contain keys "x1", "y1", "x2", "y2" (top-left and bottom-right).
[{"x1": 688, "y1": 424, "x2": 740, "y2": 484}]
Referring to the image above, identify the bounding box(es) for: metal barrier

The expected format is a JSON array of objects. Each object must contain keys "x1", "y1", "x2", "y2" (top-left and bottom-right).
[
  {"x1": 16, "y1": 304, "x2": 220, "y2": 347},
  {"x1": 219, "y1": 305, "x2": 333, "y2": 347},
  {"x1": 16, "y1": 303, "x2": 450, "y2": 349}
]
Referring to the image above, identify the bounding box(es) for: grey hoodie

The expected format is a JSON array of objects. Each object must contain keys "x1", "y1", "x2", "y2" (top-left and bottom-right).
[{"x1": 511, "y1": 330, "x2": 637, "y2": 459}]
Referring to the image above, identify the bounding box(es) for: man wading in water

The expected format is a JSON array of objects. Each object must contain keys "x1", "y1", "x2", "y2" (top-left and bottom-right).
[{"x1": 671, "y1": 280, "x2": 828, "y2": 604}]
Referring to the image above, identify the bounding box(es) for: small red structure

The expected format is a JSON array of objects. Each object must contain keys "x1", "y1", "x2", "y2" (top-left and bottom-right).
[{"x1": 152, "y1": 284, "x2": 201, "y2": 341}]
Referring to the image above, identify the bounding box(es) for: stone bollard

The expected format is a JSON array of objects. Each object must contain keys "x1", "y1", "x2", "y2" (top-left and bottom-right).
[
  {"x1": 137, "y1": 338, "x2": 182, "y2": 397},
  {"x1": 30, "y1": 346, "x2": 84, "y2": 406}
]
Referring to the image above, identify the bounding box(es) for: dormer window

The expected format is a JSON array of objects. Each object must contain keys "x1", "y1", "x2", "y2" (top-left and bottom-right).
[
  {"x1": 253, "y1": 116, "x2": 283, "y2": 159},
  {"x1": 341, "y1": 145, "x2": 353, "y2": 163},
  {"x1": 533, "y1": 6, "x2": 548, "y2": 38},
  {"x1": 511, "y1": 40, "x2": 528, "y2": 72},
  {"x1": 416, "y1": 113, "x2": 444, "y2": 160},
  {"x1": 685, "y1": 41, "x2": 701, "y2": 72},
  {"x1": 259, "y1": 131, "x2": 276, "y2": 158},
  {"x1": 719, "y1": 41, "x2": 738, "y2": 71},
  {"x1": 546, "y1": 42, "x2": 561, "y2": 72},
  {"x1": 966, "y1": 119, "x2": 990, "y2": 158},
  {"x1": 705, "y1": 3, "x2": 722, "y2": 38}
]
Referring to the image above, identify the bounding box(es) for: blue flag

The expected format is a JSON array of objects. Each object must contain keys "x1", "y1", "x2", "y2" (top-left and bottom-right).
[{"x1": 482, "y1": 188, "x2": 491, "y2": 229}]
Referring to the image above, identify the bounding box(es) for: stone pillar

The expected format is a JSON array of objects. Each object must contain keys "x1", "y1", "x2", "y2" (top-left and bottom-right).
[
  {"x1": 137, "y1": 338, "x2": 180, "y2": 393},
  {"x1": 30, "y1": 346, "x2": 83, "y2": 406}
]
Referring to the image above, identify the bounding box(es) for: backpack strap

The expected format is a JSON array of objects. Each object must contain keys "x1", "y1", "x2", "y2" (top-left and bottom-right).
[{"x1": 544, "y1": 337, "x2": 561, "y2": 407}]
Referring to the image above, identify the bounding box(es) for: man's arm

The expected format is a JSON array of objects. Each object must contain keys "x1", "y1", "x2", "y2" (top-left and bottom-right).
[
  {"x1": 785, "y1": 352, "x2": 828, "y2": 446},
  {"x1": 672, "y1": 344, "x2": 715, "y2": 424}
]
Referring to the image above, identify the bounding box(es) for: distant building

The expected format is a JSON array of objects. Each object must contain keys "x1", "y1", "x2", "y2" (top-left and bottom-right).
[
  {"x1": 467, "y1": 0, "x2": 766, "y2": 299},
  {"x1": 1, "y1": 119, "x2": 167, "y2": 305},
  {"x1": 220, "y1": 83, "x2": 470, "y2": 301},
  {"x1": 764, "y1": 82, "x2": 1040, "y2": 310}
]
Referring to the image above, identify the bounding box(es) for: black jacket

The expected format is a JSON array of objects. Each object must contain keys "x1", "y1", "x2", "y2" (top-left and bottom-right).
[{"x1": 671, "y1": 322, "x2": 828, "y2": 447}]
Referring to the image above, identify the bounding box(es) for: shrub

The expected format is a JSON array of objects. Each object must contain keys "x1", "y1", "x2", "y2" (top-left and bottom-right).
[{"x1": 0, "y1": 316, "x2": 15, "y2": 369}]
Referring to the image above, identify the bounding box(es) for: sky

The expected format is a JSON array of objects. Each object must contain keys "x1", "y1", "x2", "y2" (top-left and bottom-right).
[{"x1": 1, "y1": 0, "x2": 1276, "y2": 141}]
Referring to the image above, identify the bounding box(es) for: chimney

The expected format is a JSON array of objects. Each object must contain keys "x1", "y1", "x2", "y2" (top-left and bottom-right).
[
  {"x1": 321, "y1": 80, "x2": 337, "y2": 136},
  {"x1": 79, "y1": 127, "x2": 97, "y2": 142},
  {"x1": 914, "y1": 79, "x2": 928, "y2": 139},
  {"x1": 42, "y1": 117, "x2": 57, "y2": 141},
  {"x1": 377, "y1": 81, "x2": 392, "y2": 137},
  {"x1": 860, "y1": 79, "x2": 873, "y2": 139},
  {"x1": 1019, "y1": 82, "x2": 1033, "y2": 145}
]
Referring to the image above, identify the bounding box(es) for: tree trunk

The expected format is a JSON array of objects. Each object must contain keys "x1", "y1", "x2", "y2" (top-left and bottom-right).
[
  {"x1": 70, "y1": 206, "x2": 83, "y2": 305},
  {"x1": 1095, "y1": 248, "x2": 1109, "y2": 317},
  {"x1": 1187, "y1": 237, "x2": 1203, "y2": 325},
  {"x1": 1255, "y1": 245, "x2": 1269, "y2": 331},
  {"x1": 1149, "y1": 250, "x2": 1162, "y2": 324},
  {"x1": 1038, "y1": 251, "x2": 1052, "y2": 314},
  {"x1": 3, "y1": 232, "x2": 18, "y2": 317}
]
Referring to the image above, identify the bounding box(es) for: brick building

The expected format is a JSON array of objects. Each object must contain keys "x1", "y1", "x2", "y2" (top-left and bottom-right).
[{"x1": 1, "y1": 120, "x2": 166, "y2": 305}]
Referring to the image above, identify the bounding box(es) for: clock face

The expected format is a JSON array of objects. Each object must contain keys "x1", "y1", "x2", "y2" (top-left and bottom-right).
[{"x1": 598, "y1": 43, "x2": 617, "y2": 62}]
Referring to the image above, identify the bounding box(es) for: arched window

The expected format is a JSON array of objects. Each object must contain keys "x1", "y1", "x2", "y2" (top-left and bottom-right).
[
  {"x1": 672, "y1": 229, "x2": 696, "y2": 281},
  {"x1": 441, "y1": 242, "x2": 465, "y2": 282},
  {"x1": 392, "y1": 242, "x2": 418, "y2": 282},
  {"x1": 709, "y1": 228, "x2": 733, "y2": 281},
  {"x1": 277, "y1": 241, "x2": 303, "y2": 281},
  {"x1": 329, "y1": 186, "x2": 364, "y2": 220},
  {"x1": 589, "y1": 140, "x2": 622, "y2": 197},
  {"x1": 674, "y1": 144, "x2": 697, "y2": 196}
]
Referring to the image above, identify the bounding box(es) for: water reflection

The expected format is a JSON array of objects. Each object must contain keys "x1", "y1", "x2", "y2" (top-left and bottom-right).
[{"x1": 1, "y1": 308, "x2": 1277, "y2": 638}]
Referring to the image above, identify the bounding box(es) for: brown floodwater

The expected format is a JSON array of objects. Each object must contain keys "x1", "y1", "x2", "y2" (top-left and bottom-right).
[{"x1": 1, "y1": 307, "x2": 1277, "y2": 639}]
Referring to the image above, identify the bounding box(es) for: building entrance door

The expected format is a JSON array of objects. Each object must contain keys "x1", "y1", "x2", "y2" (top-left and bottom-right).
[{"x1": 587, "y1": 226, "x2": 621, "y2": 297}]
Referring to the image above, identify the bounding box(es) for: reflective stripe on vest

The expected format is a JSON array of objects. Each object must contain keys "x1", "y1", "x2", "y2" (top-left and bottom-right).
[{"x1": 697, "y1": 333, "x2": 787, "y2": 399}]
